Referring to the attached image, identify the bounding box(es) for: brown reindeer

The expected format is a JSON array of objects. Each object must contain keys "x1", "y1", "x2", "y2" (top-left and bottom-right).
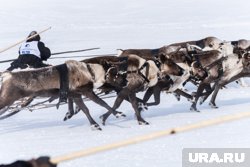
[
  {"x1": 116, "y1": 36, "x2": 223, "y2": 102},
  {"x1": 0, "y1": 60, "x2": 126, "y2": 130},
  {"x1": 202, "y1": 51, "x2": 250, "y2": 108},
  {"x1": 196, "y1": 41, "x2": 250, "y2": 107},
  {"x1": 63, "y1": 56, "x2": 129, "y2": 121},
  {"x1": 118, "y1": 36, "x2": 223, "y2": 58},
  {"x1": 136, "y1": 49, "x2": 195, "y2": 110},
  {"x1": 169, "y1": 36, "x2": 223, "y2": 51},
  {"x1": 100, "y1": 54, "x2": 184, "y2": 125},
  {"x1": 187, "y1": 49, "x2": 228, "y2": 111},
  {"x1": 231, "y1": 39, "x2": 250, "y2": 50}
]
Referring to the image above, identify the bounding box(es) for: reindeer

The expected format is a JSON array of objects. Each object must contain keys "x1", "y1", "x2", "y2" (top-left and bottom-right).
[
  {"x1": 231, "y1": 39, "x2": 250, "y2": 87},
  {"x1": 117, "y1": 36, "x2": 223, "y2": 99},
  {"x1": 134, "y1": 48, "x2": 223, "y2": 111},
  {"x1": 118, "y1": 36, "x2": 223, "y2": 58},
  {"x1": 188, "y1": 41, "x2": 250, "y2": 111},
  {"x1": 231, "y1": 39, "x2": 250, "y2": 50},
  {"x1": 99, "y1": 54, "x2": 184, "y2": 125},
  {"x1": 63, "y1": 56, "x2": 129, "y2": 121},
  {"x1": 195, "y1": 41, "x2": 250, "y2": 108},
  {"x1": 169, "y1": 36, "x2": 223, "y2": 51},
  {"x1": 200, "y1": 50, "x2": 250, "y2": 108},
  {"x1": 0, "y1": 60, "x2": 126, "y2": 130},
  {"x1": 136, "y1": 49, "x2": 197, "y2": 110}
]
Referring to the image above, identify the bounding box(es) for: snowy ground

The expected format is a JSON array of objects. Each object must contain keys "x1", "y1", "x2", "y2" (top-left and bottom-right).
[{"x1": 1, "y1": 0, "x2": 250, "y2": 167}]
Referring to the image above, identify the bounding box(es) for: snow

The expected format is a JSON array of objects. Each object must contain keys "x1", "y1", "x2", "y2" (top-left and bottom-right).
[{"x1": 1, "y1": 0, "x2": 250, "y2": 166}]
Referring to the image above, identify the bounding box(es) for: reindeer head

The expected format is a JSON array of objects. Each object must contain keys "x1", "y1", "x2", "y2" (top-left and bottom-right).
[
  {"x1": 190, "y1": 61, "x2": 207, "y2": 79},
  {"x1": 233, "y1": 47, "x2": 247, "y2": 59},
  {"x1": 242, "y1": 52, "x2": 250, "y2": 70},
  {"x1": 203, "y1": 37, "x2": 222, "y2": 50},
  {"x1": 104, "y1": 60, "x2": 128, "y2": 88},
  {"x1": 159, "y1": 54, "x2": 184, "y2": 77},
  {"x1": 237, "y1": 39, "x2": 250, "y2": 49}
]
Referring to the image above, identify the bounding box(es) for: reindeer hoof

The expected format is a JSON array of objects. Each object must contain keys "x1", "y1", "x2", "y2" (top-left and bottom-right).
[
  {"x1": 63, "y1": 113, "x2": 74, "y2": 121},
  {"x1": 188, "y1": 96, "x2": 195, "y2": 103},
  {"x1": 74, "y1": 106, "x2": 81, "y2": 114},
  {"x1": 99, "y1": 114, "x2": 108, "y2": 126},
  {"x1": 173, "y1": 92, "x2": 181, "y2": 101},
  {"x1": 99, "y1": 115, "x2": 107, "y2": 126},
  {"x1": 138, "y1": 121, "x2": 149, "y2": 125},
  {"x1": 190, "y1": 105, "x2": 200, "y2": 112},
  {"x1": 199, "y1": 97, "x2": 205, "y2": 105},
  {"x1": 138, "y1": 103, "x2": 148, "y2": 112},
  {"x1": 191, "y1": 92, "x2": 197, "y2": 96},
  {"x1": 115, "y1": 111, "x2": 126, "y2": 118},
  {"x1": 209, "y1": 102, "x2": 218, "y2": 109},
  {"x1": 91, "y1": 124, "x2": 102, "y2": 131},
  {"x1": 138, "y1": 107, "x2": 143, "y2": 112}
]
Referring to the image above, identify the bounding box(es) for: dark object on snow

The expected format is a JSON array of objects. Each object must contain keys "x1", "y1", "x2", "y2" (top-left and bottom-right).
[{"x1": 0, "y1": 156, "x2": 57, "y2": 167}]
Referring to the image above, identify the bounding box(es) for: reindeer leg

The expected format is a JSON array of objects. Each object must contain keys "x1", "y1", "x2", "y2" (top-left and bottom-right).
[
  {"x1": 63, "y1": 98, "x2": 75, "y2": 121},
  {"x1": 129, "y1": 93, "x2": 149, "y2": 125},
  {"x1": 199, "y1": 84, "x2": 214, "y2": 105},
  {"x1": 73, "y1": 97, "x2": 102, "y2": 131},
  {"x1": 190, "y1": 82, "x2": 206, "y2": 112},
  {"x1": 0, "y1": 91, "x2": 23, "y2": 115},
  {"x1": 174, "y1": 89, "x2": 193, "y2": 101},
  {"x1": 209, "y1": 84, "x2": 220, "y2": 108},
  {"x1": 141, "y1": 80, "x2": 169, "y2": 110},
  {"x1": 82, "y1": 90, "x2": 125, "y2": 124},
  {"x1": 0, "y1": 95, "x2": 23, "y2": 118},
  {"x1": 100, "y1": 88, "x2": 128, "y2": 125},
  {"x1": 145, "y1": 86, "x2": 161, "y2": 107},
  {"x1": 137, "y1": 87, "x2": 154, "y2": 112}
]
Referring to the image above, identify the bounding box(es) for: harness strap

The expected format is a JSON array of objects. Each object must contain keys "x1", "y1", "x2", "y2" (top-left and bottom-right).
[
  {"x1": 138, "y1": 62, "x2": 150, "y2": 83},
  {"x1": 192, "y1": 57, "x2": 227, "y2": 81},
  {"x1": 86, "y1": 64, "x2": 95, "y2": 80},
  {"x1": 204, "y1": 56, "x2": 227, "y2": 71},
  {"x1": 154, "y1": 59, "x2": 161, "y2": 69},
  {"x1": 55, "y1": 64, "x2": 69, "y2": 108}
]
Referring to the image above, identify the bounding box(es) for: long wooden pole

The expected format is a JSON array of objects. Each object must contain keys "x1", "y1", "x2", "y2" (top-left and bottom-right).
[
  {"x1": 51, "y1": 47, "x2": 100, "y2": 56},
  {"x1": 0, "y1": 48, "x2": 106, "y2": 64},
  {"x1": 50, "y1": 111, "x2": 250, "y2": 164},
  {"x1": 0, "y1": 59, "x2": 15, "y2": 63},
  {"x1": 0, "y1": 27, "x2": 51, "y2": 53},
  {"x1": 48, "y1": 53, "x2": 116, "y2": 59}
]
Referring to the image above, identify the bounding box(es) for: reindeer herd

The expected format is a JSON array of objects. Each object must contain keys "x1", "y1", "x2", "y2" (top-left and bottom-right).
[{"x1": 0, "y1": 36, "x2": 250, "y2": 130}]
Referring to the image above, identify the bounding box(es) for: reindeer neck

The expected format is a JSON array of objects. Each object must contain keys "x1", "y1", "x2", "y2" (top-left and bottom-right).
[
  {"x1": 87, "y1": 63, "x2": 106, "y2": 89},
  {"x1": 220, "y1": 55, "x2": 243, "y2": 82}
]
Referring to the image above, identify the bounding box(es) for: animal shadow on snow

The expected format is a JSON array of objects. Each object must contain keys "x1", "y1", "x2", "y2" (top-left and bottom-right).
[
  {"x1": 213, "y1": 97, "x2": 250, "y2": 108},
  {"x1": 107, "y1": 102, "x2": 191, "y2": 126},
  {"x1": 0, "y1": 117, "x2": 86, "y2": 135}
]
